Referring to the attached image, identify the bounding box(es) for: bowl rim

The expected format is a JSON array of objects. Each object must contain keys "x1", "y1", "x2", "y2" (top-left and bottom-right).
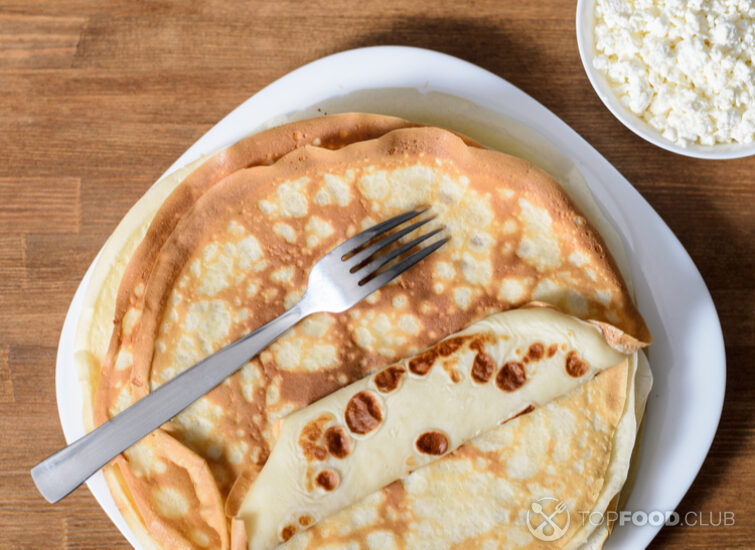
[{"x1": 575, "y1": 0, "x2": 755, "y2": 160}]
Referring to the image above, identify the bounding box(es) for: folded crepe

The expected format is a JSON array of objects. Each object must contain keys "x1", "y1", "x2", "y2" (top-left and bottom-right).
[
  {"x1": 282, "y1": 353, "x2": 651, "y2": 550},
  {"x1": 232, "y1": 307, "x2": 633, "y2": 549},
  {"x1": 74, "y1": 113, "x2": 651, "y2": 549}
]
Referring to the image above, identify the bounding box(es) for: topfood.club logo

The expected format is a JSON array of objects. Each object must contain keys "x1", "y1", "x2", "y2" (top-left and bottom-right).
[
  {"x1": 526, "y1": 496, "x2": 571, "y2": 542},
  {"x1": 525, "y1": 495, "x2": 736, "y2": 542}
]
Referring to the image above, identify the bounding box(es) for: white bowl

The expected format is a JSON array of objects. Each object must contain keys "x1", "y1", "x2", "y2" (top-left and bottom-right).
[{"x1": 576, "y1": 0, "x2": 755, "y2": 159}]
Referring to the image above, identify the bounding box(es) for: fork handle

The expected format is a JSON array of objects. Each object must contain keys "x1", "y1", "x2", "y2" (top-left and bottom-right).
[{"x1": 32, "y1": 301, "x2": 311, "y2": 503}]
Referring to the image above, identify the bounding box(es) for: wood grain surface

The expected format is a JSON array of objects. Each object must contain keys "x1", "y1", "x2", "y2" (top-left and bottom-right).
[{"x1": 0, "y1": 1, "x2": 752, "y2": 548}]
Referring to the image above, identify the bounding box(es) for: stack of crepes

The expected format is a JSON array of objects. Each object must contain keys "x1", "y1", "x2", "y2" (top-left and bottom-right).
[{"x1": 74, "y1": 113, "x2": 652, "y2": 550}]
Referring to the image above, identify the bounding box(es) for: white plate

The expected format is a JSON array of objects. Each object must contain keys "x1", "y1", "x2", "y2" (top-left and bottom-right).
[
  {"x1": 56, "y1": 46, "x2": 726, "y2": 549},
  {"x1": 576, "y1": 0, "x2": 755, "y2": 160}
]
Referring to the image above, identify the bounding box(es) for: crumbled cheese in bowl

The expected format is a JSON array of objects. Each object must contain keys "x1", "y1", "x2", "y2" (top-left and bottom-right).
[{"x1": 592, "y1": 0, "x2": 754, "y2": 147}]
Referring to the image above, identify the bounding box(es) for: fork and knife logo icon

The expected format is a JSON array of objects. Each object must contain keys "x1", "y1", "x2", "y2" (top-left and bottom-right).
[{"x1": 526, "y1": 496, "x2": 570, "y2": 542}]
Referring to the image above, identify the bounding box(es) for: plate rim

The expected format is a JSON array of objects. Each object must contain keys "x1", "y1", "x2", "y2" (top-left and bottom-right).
[{"x1": 55, "y1": 45, "x2": 726, "y2": 549}]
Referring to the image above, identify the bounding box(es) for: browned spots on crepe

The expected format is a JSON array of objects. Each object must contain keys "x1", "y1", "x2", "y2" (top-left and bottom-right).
[
  {"x1": 298, "y1": 515, "x2": 313, "y2": 527},
  {"x1": 415, "y1": 431, "x2": 450, "y2": 455},
  {"x1": 408, "y1": 349, "x2": 437, "y2": 376},
  {"x1": 323, "y1": 426, "x2": 351, "y2": 459},
  {"x1": 298, "y1": 414, "x2": 332, "y2": 461},
  {"x1": 471, "y1": 351, "x2": 495, "y2": 383},
  {"x1": 280, "y1": 524, "x2": 297, "y2": 541},
  {"x1": 436, "y1": 336, "x2": 464, "y2": 356},
  {"x1": 315, "y1": 470, "x2": 339, "y2": 491},
  {"x1": 468, "y1": 337, "x2": 487, "y2": 353},
  {"x1": 565, "y1": 350, "x2": 588, "y2": 377},
  {"x1": 374, "y1": 365, "x2": 406, "y2": 393},
  {"x1": 524, "y1": 342, "x2": 544, "y2": 363},
  {"x1": 496, "y1": 361, "x2": 527, "y2": 392},
  {"x1": 345, "y1": 391, "x2": 382, "y2": 434}
]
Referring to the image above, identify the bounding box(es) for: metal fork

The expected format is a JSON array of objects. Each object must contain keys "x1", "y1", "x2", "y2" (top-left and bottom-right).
[{"x1": 31, "y1": 208, "x2": 447, "y2": 503}]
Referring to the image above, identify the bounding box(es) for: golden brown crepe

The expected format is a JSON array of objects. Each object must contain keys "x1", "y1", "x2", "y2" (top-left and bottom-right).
[{"x1": 74, "y1": 114, "x2": 650, "y2": 549}]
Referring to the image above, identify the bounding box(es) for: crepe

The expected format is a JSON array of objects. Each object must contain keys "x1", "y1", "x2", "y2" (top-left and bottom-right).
[
  {"x1": 233, "y1": 307, "x2": 631, "y2": 549},
  {"x1": 282, "y1": 354, "x2": 649, "y2": 550},
  {"x1": 76, "y1": 114, "x2": 426, "y2": 549},
  {"x1": 77, "y1": 113, "x2": 424, "y2": 433},
  {"x1": 74, "y1": 113, "x2": 651, "y2": 549}
]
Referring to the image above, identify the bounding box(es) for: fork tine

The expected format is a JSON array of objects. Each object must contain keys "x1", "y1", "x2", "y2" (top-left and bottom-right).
[
  {"x1": 346, "y1": 216, "x2": 435, "y2": 268},
  {"x1": 358, "y1": 237, "x2": 449, "y2": 295},
  {"x1": 355, "y1": 226, "x2": 445, "y2": 275},
  {"x1": 330, "y1": 208, "x2": 427, "y2": 258}
]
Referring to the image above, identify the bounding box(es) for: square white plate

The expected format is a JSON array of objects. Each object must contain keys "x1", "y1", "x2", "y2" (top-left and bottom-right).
[{"x1": 56, "y1": 46, "x2": 725, "y2": 549}]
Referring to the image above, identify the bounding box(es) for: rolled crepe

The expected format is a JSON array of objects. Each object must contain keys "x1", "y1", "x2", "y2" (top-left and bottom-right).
[{"x1": 235, "y1": 307, "x2": 629, "y2": 549}]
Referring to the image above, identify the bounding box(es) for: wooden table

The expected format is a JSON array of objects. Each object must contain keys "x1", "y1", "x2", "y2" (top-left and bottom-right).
[{"x1": 1, "y1": 1, "x2": 752, "y2": 548}]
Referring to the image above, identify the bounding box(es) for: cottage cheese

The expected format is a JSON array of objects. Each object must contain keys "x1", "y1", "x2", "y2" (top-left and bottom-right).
[{"x1": 593, "y1": 0, "x2": 755, "y2": 146}]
